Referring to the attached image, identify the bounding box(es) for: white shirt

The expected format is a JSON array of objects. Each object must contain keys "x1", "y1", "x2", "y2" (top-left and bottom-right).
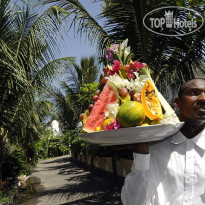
[{"x1": 121, "y1": 128, "x2": 205, "y2": 205}]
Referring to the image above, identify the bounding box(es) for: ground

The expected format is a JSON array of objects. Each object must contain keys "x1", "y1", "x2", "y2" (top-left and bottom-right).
[{"x1": 18, "y1": 155, "x2": 124, "y2": 205}]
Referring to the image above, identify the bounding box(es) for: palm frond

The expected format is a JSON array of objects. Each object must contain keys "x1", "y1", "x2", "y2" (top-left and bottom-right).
[{"x1": 43, "y1": 0, "x2": 110, "y2": 54}]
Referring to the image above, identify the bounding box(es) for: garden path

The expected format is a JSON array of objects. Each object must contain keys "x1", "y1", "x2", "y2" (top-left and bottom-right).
[{"x1": 18, "y1": 155, "x2": 124, "y2": 205}]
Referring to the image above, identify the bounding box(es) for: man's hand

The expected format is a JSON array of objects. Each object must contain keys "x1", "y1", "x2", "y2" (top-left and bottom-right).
[
  {"x1": 111, "y1": 142, "x2": 149, "y2": 154},
  {"x1": 134, "y1": 143, "x2": 149, "y2": 154}
]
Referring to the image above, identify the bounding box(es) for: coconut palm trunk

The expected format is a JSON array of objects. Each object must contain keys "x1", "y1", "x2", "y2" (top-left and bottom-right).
[
  {"x1": 0, "y1": 146, "x2": 3, "y2": 189},
  {"x1": 0, "y1": 128, "x2": 6, "y2": 189}
]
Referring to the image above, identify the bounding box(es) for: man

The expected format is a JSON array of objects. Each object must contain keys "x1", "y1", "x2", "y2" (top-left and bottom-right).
[{"x1": 121, "y1": 78, "x2": 205, "y2": 205}]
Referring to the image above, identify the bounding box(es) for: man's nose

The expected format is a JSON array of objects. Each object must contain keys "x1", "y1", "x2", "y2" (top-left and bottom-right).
[{"x1": 198, "y1": 92, "x2": 205, "y2": 100}]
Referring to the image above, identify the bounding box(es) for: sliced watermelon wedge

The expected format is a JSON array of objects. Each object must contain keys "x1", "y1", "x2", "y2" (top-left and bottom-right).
[{"x1": 83, "y1": 80, "x2": 119, "y2": 133}]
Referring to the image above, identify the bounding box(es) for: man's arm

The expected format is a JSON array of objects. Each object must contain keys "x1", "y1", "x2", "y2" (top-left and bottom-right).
[
  {"x1": 134, "y1": 143, "x2": 149, "y2": 154},
  {"x1": 121, "y1": 143, "x2": 154, "y2": 205}
]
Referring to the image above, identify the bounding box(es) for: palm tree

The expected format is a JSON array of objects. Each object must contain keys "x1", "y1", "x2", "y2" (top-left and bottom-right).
[
  {"x1": 51, "y1": 56, "x2": 100, "y2": 131},
  {"x1": 0, "y1": 0, "x2": 74, "y2": 188},
  {"x1": 9, "y1": 98, "x2": 55, "y2": 164},
  {"x1": 44, "y1": 0, "x2": 205, "y2": 96},
  {"x1": 66, "y1": 56, "x2": 100, "y2": 91}
]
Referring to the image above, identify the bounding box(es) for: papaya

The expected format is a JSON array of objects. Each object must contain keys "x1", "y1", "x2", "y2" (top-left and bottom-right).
[{"x1": 141, "y1": 80, "x2": 163, "y2": 120}]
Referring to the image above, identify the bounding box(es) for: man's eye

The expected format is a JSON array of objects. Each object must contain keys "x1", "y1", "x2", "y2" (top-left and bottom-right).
[{"x1": 189, "y1": 90, "x2": 199, "y2": 96}]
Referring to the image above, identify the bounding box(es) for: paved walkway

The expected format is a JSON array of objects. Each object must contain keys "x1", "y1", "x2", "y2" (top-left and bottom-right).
[{"x1": 18, "y1": 155, "x2": 124, "y2": 205}]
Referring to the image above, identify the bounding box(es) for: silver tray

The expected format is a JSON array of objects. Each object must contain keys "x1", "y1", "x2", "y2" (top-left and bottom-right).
[{"x1": 80, "y1": 122, "x2": 184, "y2": 146}]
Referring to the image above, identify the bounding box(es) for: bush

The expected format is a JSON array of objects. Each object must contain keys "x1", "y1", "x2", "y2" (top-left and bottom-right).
[
  {"x1": 3, "y1": 145, "x2": 33, "y2": 189},
  {"x1": 0, "y1": 189, "x2": 16, "y2": 204},
  {"x1": 35, "y1": 130, "x2": 71, "y2": 159}
]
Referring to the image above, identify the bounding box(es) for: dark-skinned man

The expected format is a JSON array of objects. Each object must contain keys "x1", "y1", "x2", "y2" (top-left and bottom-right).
[{"x1": 121, "y1": 78, "x2": 205, "y2": 205}]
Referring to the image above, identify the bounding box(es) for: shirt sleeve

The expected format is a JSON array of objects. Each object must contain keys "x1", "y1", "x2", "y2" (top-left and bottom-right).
[{"x1": 121, "y1": 152, "x2": 154, "y2": 205}]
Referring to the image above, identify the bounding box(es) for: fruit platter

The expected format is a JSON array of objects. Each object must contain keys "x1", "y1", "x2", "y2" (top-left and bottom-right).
[
  {"x1": 80, "y1": 39, "x2": 183, "y2": 146},
  {"x1": 81, "y1": 122, "x2": 184, "y2": 146}
]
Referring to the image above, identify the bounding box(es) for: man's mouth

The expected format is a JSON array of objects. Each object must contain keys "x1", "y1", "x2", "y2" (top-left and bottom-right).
[{"x1": 194, "y1": 105, "x2": 205, "y2": 112}]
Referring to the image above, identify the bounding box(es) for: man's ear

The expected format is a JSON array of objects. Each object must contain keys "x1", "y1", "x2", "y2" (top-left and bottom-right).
[{"x1": 174, "y1": 98, "x2": 180, "y2": 108}]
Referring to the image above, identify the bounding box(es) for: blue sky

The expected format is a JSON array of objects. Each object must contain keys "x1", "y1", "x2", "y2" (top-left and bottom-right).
[
  {"x1": 13, "y1": 0, "x2": 103, "y2": 64},
  {"x1": 59, "y1": 1, "x2": 103, "y2": 64},
  {"x1": 11, "y1": 0, "x2": 103, "y2": 85}
]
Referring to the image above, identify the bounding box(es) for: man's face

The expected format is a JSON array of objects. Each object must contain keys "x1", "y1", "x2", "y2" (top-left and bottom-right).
[{"x1": 175, "y1": 79, "x2": 205, "y2": 122}]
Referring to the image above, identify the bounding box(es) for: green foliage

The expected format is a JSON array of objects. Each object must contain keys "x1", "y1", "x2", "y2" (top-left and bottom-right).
[
  {"x1": 47, "y1": 0, "x2": 205, "y2": 98},
  {"x1": 0, "y1": 0, "x2": 74, "y2": 189},
  {"x1": 51, "y1": 56, "x2": 100, "y2": 130},
  {"x1": 35, "y1": 130, "x2": 71, "y2": 159},
  {"x1": 63, "y1": 130, "x2": 83, "y2": 158},
  {"x1": 58, "y1": 134, "x2": 72, "y2": 154},
  {"x1": 0, "y1": 0, "x2": 73, "y2": 136},
  {"x1": 77, "y1": 82, "x2": 99, "y2": 109},
  {"x1": 0, "y1": 189, "x2": 14, "y2": 203},
  {"x1": 2, "y1": 145, "x2": 34, "y2": 189}
]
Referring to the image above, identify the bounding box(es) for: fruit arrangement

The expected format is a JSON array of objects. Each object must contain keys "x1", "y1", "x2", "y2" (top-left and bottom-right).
[{"x1": 80, "y1": 39, "x2": 179, "y2": 133}]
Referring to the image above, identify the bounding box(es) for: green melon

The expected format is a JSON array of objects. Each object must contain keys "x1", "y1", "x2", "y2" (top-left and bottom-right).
[
  {"x1": 83, "y1": 80, "x2": 119, "y2": 133},
  {"x1": 116, "y1": 101, "x2": 145, "y2": 127}
]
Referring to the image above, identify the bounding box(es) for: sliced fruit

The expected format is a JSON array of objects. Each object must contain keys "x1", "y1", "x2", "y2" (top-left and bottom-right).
[
  {"x1": 116, "y1": 101, "x2": 145, "y2": 128},
  {"x1": 141, "y1": 80, "x2": 163, "y2": 120},
  {"x1": 83, "y1": 80, "x2": 119, "y2": 132},
  {"x1": 138, "y1": 67, "x2": 179, "y2": 122},
  {"x1": 154, "y1": 87, "x2": 180, "y2": 123}
]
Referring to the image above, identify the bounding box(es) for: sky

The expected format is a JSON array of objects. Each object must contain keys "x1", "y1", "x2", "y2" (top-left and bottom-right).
[
  {"x1": 50, "y1": 0, "x2": 104, "y2": 85},
  {"x1": 13, "y1": 0, "x2": 103, "y2": 64},
  {"x1": 59, "y1": 1, "x2": 103, "y2": 64}
]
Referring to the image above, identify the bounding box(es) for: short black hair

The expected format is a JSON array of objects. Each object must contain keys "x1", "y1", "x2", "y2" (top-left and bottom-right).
[{"x1": 178, "y1": 78, "x2": 205, "y2": 97}]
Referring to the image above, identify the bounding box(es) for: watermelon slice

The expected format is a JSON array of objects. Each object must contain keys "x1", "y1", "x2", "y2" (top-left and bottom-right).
[{"x1": 83, "y1": 80, "x2": 119, "y2": 133}]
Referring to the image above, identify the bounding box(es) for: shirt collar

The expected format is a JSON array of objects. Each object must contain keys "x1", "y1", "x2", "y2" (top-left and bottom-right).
[
  {"x1": 171, "y1": 131, "x2": 187, "y2": 144},
  {"x1": 171, "y1": 128, "x2": 205, "y2": 150},
  {"x1": 192, "y1": 128, "x2": 205, "y2": 150}
]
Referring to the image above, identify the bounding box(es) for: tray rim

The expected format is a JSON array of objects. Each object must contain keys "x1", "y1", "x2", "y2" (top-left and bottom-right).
[{"x1": 80, "y1": 122, "x2": 184, "y2": 146}]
